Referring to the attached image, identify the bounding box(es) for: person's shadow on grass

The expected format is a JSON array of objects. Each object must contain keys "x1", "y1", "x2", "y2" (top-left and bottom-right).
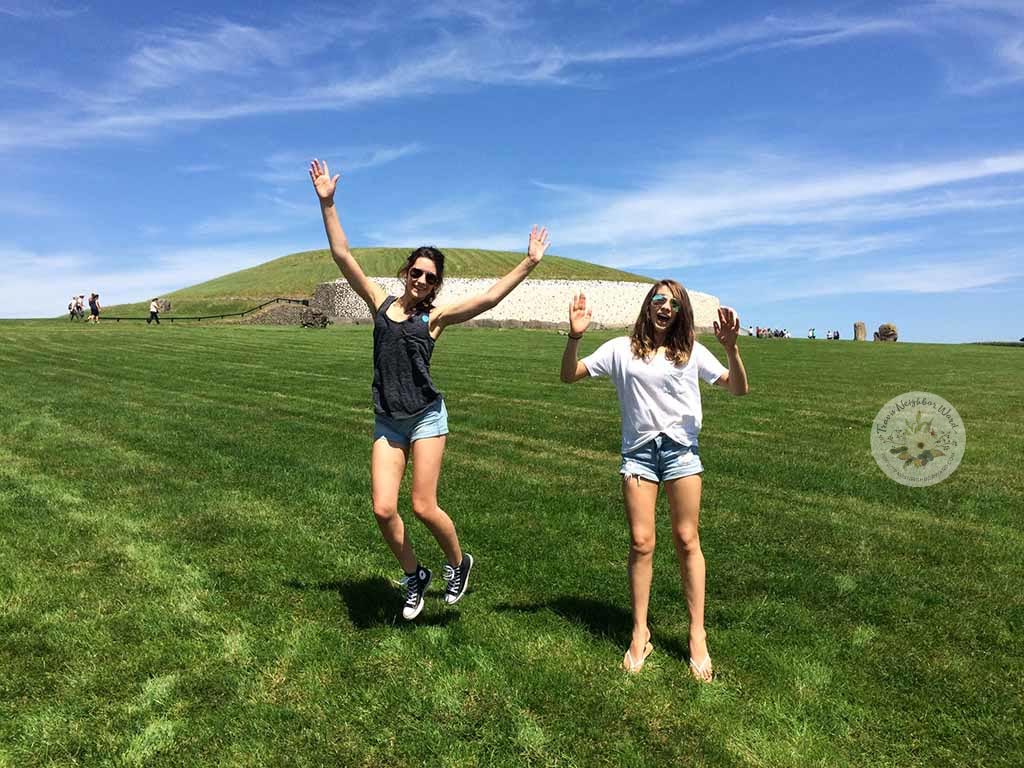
[
  {"x1": 495, "y1": 595, "x2": 690, "y2": 662},
  {"x1": 284, "y1": 576, "x2": 460, "y2": 629}
]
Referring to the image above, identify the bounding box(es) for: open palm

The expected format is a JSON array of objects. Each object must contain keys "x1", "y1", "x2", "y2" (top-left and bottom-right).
[
  {"x1": 713, "y1": 306, "x2": 740, "y2": 349},
  {"x1": 569, "y1": 292, "x2": 592, "y2": 336},
  {"x1": 527, "y1": 226, "x2": 550, "y2": 264},
  {"x1": 309, "y1": 158, "x2": 340, "y2": 201}
]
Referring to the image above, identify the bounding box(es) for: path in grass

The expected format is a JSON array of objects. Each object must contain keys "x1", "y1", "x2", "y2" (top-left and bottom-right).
[{"x1": 1, "y1": 322, "x2": 1022, "y2": 767}]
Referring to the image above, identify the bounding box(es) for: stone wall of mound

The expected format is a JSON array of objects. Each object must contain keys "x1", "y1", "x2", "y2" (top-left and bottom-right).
[{"x1": 312, "y1": 278, "x2": 720, "y2": 330}]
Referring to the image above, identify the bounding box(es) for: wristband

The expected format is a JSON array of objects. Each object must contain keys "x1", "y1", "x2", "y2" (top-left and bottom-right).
[{"x1": 568, "y1": 332, "x2": 583, "y2": 340}]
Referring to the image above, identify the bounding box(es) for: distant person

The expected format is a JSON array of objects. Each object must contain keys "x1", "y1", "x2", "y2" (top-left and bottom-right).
[
  {"x1": 807, "y1": 327, "x2": 815, "y2": 339},
  {"x1": 310, "y1": 158, "x2": 550, "y2": 620},
  {"x1": 560, "y1": 282, "x2": 749, "y2": 681},
  {"x1": 87, "y1": 293, "x2": 101, "y2": 324},
  {"x1": 75, "y1": 295, "x2": 85, "y2": 320},
  {"x1": 68, "y1": 296, "x2": 77, "y2": 321},
  {"x1": 147, "y1": 298, "x2": 161, "y2": 325}
]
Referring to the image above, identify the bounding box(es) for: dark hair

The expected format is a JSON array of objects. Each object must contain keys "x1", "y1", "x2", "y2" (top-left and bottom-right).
[
  {"x1": 630, "y1": 279, "x2": 695, "y2": 365},
  {"x1": 397, "y1": 246, "x2": 445, "y2": 312}
]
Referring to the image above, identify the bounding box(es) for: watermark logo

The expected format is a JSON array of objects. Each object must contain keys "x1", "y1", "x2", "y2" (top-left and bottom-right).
[{"x1": 870, "y1": 391, "x2": 966, "y2": 487}]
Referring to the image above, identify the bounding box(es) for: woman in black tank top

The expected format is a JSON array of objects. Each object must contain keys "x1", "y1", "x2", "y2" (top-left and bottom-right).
[{"x1": 311, "y1": 159, "x2": 550, "y2": 620}]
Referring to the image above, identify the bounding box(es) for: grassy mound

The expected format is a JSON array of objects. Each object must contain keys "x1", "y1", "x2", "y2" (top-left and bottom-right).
[{"x1": 105, "y1": 247, "x2": 652, "y2": 317}]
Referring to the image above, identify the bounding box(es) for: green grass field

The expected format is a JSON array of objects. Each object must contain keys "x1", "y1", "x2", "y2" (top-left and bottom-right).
[
  {"x1": 103, "y1": 248, "x2": 651, "y2": 318},
  {"x1": 1, "y1": 322, "x2": 1022, "y2": 767}
]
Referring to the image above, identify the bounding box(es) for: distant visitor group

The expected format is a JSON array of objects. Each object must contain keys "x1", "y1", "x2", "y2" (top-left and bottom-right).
[
  {"x1": 67, "y1": 294, "x2": 163, "y2": 325},
  {"x1": 746, "y1": 326, "x2": 842, "y2": 340}
]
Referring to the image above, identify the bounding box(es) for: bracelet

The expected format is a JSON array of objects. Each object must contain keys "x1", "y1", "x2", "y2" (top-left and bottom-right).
[{"x1": 568, "y1": 332, "x2": 583, "y2": 340}]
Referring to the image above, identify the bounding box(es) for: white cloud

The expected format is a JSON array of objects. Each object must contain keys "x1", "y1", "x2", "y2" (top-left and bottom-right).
[
  {"x1": 548, "y1": 151, "x2": 1024, "y2": 247},
  {"x1": 0, "y1": 1, "x2": 82, "y2": 20},
  {"x1": 746, "y1": 256, "x2": 1024, "y2": 301},
  {"x1": 5, "y1": 5, "x2": 1010, "y2": 152},
  {"x1": 0, "y1": 243, "x2": 300, "y2": 318},
  {"x1": 363, "y1": 196, "x2": 525, "y2": 250},
  {"x1": 189, "y1": 215, "x2": 297, "y2": 239},
  {"x1": 254, "y1": 144, "x2": 424, "y2": 185},
  {"x1": 176, "y1": 163, "x2": 222, "y2": 174}
]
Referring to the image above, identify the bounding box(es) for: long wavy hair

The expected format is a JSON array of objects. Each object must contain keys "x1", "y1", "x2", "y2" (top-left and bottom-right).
[
  {"x1": 397, "y1": 246, "x2": 445, "y2": 312},
  {"x1": 630, "y1": 279, "x2": 695, "y2": 365}
]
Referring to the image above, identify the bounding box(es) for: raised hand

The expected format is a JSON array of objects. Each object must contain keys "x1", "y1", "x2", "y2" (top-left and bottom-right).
[
  {"x1": 527, "y1": 225, "x2": 550, "y2": 264},
  {"x1": 713, "y1": 306, "x2": 740, "y2": 349},
  {"x1": 569, "y1": 292, "x2": 592, "y2": 336},
  {"x1": 309, "y1": 159, "x2": 340, "y2": 202}
]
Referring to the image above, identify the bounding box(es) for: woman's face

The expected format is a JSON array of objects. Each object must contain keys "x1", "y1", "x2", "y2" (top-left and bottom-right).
[
  {"x1": 405, "y1": 256, "x2": 439, "y2": 301},
  {"x1": 647, "y1": 284, "x2": 679, "y2": 335}
]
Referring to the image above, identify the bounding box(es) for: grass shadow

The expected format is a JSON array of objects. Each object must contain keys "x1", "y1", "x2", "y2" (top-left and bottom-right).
[
  {"x1": 284, "y1": 577, "x2": 460, "y2": 629},
  {"x1": 495, "y1": 595, "x2": 691, "y2": 662}
]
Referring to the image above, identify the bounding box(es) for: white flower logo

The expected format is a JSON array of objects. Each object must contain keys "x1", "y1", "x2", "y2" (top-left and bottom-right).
[{"x1": 889, "y1": 411, "x2": 945, "y2": 468}]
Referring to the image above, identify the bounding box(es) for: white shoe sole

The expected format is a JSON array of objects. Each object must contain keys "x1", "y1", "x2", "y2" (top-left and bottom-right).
[{"x1": 402, "y1": 571, "x2": 431, "y2": 620}]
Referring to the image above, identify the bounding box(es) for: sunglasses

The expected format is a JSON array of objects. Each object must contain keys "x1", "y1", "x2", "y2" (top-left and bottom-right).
[
  {"x1": 650, "y1": 293, "x2": 681, "y2": 312},
  {"x1": 408, "y1": 267, "x2": 439, "y2": 286}
]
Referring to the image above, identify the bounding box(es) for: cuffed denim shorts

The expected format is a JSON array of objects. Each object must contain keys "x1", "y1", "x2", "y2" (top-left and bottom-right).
[
  {"x1": 620, "y1": 433, "x2": 703, "y2": 483},
  {"x1": 373, "y1": 398, "x2": 449, "y2": 446}
]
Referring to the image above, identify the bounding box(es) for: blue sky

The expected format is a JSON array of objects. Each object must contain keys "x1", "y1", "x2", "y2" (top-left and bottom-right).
[{"x1": 2, "y1": 0, "x2": 1023, "y2": 342}]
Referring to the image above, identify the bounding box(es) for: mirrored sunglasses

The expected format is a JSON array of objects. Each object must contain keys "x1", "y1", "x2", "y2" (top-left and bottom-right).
[{"x1": 650, "y1": 293, "x2": 681, "y2": 311}]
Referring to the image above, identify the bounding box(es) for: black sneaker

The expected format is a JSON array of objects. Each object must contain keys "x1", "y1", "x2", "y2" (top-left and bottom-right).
[
  {"x1": 400, "y1": 565, "x2": 432, "y2": 620},
  {"x1": 442, "y1": 553, "x2": 473, "y2": 605}
]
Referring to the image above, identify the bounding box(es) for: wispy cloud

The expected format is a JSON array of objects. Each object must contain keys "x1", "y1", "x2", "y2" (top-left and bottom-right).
[
  {"x1": 6, "y1": 5, "x2": 1011, "y2": 152},
  {"x1": 748, "y1": 256, "x2": 1024, "y2": 302},
  {"x1": 0, "y1": 1, "x2": 82, "y2": 20},
  {"x1": 364, "y1": 197, "x2": 526, "y2": 250},
  {"x1": 917, "y1": 0, "x2": 1024, "y2": 92},
  {"x1": 253, "y1": 144, "x2": 424, "y2": 185},
  {"x1": 548, "y1": 151, "x2": 1024, "y2": 247},
  {"x1": 1, "y1": 242, "x2": 298, "y2": 317},
  {"x1": 176, "y1": 163, "x2": 223, "y2": 174},
  {"x1": 413, "y1": 0, "x2": 527, "y2": 32}
]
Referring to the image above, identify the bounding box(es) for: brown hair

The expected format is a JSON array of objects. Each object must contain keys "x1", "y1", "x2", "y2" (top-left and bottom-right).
[
  {"x1": 630, "y1": 279, "x2": 695, "y2": 365},
  {"x1": 397, "y1": 246, "x2": 445, "y2": 312}
]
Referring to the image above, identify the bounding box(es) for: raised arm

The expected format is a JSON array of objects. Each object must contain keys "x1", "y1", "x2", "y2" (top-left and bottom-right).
[
  {"x1": 309, "y1": 159, "x2": 387, "y2": 315},
  {"x1": 712, "y1": 306, "x2": 749, "y2": 396},
  {"x1": 561, "y1": 292, "x2": 593, "y2": 383},
  {"x1": 430, "y1": 227, "x2": 550, "y2": 333}
]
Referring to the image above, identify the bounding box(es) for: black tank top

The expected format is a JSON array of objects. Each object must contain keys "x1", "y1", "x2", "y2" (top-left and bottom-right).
[{"x1": 372, "y1": 296, "x2": 441, "y2": 419}]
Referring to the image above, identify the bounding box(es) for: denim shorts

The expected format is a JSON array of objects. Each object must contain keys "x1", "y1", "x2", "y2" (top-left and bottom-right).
[
  {"x1": 373, "y1": 398, "x2": 449, "y2": 446},
  {"x1": 620, "y1": 433, "x2": 703, "y2": 483}
]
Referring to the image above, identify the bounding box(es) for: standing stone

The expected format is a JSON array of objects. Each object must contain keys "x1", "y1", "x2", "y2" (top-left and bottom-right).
[
  {"x1": 873, "y1": 323, "x2": 898, "y2": 342},
  {"x1": 853, "y1": 321, "x2": 866, "y2": 341}
]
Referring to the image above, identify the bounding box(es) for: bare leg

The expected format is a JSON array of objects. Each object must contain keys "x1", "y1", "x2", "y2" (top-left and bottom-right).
[
  {"x1": 622, "y1": 475, "x2": 659, "y2": 663},
  {"x1": 410, "y1": 435, "x2": 462, "y2": 565},
  {"x1": 371, "y1": 437, "x2": 416, "y2": 573},
  {"x1": 665, "y1": 473, "x2": 712, "y2": 681}
]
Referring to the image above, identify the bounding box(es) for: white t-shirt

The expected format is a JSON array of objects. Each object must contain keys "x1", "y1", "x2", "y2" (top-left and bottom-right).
[
  {"x1": 581, "y1": 337, "x2": 727, "y2": 453},
  {"x1": 150, "y1": 301, "x2": 159, "y2": 313}
]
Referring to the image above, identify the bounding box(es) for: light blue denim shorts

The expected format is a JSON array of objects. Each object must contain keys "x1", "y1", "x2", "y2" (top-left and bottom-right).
[
  {"x1": 620, "y1": 433, "x2": 703, "y2": 483},
  {"x1": 373, "y1": 398, "x2": 449, "y2": 446}
]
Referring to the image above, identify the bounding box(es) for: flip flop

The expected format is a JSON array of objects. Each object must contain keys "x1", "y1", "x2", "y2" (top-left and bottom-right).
[
  {"x1": 689, "y1": 653, "x2": 713, "y2": 682},
  {"x1": 622, "y1": 631, "x2": 654, "y2": 673}
]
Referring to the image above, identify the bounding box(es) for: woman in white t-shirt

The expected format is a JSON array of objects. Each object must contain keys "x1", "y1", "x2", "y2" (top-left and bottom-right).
[{"x1": 560, "y1": 280, "x2": 748, "y2": 680}]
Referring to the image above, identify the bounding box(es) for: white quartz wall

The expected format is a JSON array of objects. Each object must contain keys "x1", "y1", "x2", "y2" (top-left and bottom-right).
[{"x1": 312, "y1": 278, "x2": 720, "y2": 329}]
